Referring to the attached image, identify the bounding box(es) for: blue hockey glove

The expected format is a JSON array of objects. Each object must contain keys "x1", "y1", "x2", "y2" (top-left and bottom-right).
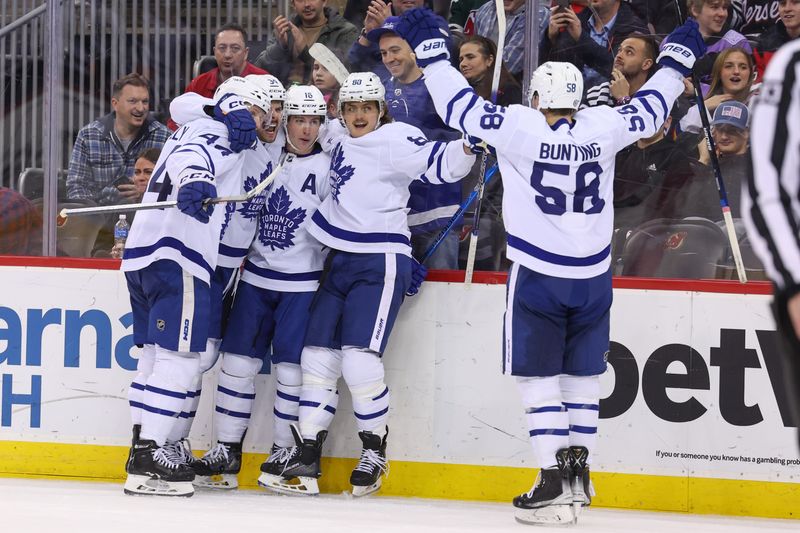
[
  {"x1": 406, "y1": 258, "x2": 428, "y2": 297},
  {"x1": 465, "y1": 135, "x2": 496, "y2": 157},
  {"x1": 177, "y1": 180, "x2": 217, "y2": 223},
  {"x1": 657, "y1": 19, "x2": 707, "y2": 77},
  {"x1": 213, "y1": 93, "x2": 257, "y2": 153},
  {"x1": 395, "y1": 8, "x2": 451, "y2": 68}
]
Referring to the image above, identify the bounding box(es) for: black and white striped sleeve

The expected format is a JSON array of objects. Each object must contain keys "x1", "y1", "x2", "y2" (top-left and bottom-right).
[{"x1": 744, "y1": 39, "x2": 800, "y2": 292}]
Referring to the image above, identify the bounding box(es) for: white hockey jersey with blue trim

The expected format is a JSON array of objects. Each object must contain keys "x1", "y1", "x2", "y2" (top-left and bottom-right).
[
  {"x1": 422, "y1": 61, "x2": 685, "y2": 279},
  {"x1": 309, "y1": 120, "x2": 475, "y2": 255},
  {"x1": 217, "y1": 135, "x2": 285, "y2": 268},
  {"x1": 121, "y1": 118, "x2": 246, "y2": 283},
  {"x1": 242, "y1": 147, "x2": 332, "y2": 292},
  {"x1": 168, "y1": 91, "x2": 287, "y2": 268}
]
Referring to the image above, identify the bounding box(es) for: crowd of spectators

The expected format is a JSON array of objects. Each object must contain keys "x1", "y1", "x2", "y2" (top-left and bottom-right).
[{"x1": 4, "y1": 0, "x2": 799, "y2": 279}]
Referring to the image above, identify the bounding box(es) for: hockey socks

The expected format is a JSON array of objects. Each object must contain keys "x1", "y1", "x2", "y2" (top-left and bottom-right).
[
  {"x1": 298, "y1": 346, "x2": 342, "y2": 439},
  {"x1": 214, "y1": 354, "x2": 261, "y2": 443},
  {"x1": 139, "y1": 347, "x2": 200, "y2": 446},
  {"x1": 273, "y1": 362, "x2": 302, "y2": 447},
  {"x1": 516, "y1": 376, "x2": 569, "y2": 468},
  {"x1": 561, "y1": 375, "x2": 600, "y2": 459},
  {"x1": 342, "y1": 347, "x2": 390, "y2": 434},
  {"x1": 128, "y1": 344, "x2": 156, "y2": 426}
]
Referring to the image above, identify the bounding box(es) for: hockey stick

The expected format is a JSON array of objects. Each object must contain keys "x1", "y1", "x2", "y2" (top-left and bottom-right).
[
  {"x1": 464, "y1": 0, "x2": 505, "y2": 285},
  {"x1": 309, "y1": 43, "x2": 350, "y2": 85},
  {"x1": 672, "y1": 4, "x2": 747, "y2": 283},
  {"x1": 60, "y1": 162, "x2": 284, "y2": 219},
  {"x1": 419, "y1": 163, "x2": 499, "y2": 264}
]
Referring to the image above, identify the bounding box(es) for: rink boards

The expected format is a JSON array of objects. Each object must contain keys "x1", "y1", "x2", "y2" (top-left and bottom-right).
[{"x1": 0, "y1": 260, "x2": 798, "y2": 519}]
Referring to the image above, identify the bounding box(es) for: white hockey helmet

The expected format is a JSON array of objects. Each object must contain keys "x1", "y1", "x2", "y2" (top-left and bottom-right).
[
  {"x1": 246, "y1": 74, "x2": 286, "y2": 102},
  {"x1": 284, "y1": 85, "x2": 327, "y2": 117},
  {"x1": 338, "y1": 72, "x2": 386, "y2": 116},
  {"x1": 527, "y1": 61, "x2": 583, "y2": 111},
  {"x1": 213, "y1": 75, "x2": 271, "y2": 114}
]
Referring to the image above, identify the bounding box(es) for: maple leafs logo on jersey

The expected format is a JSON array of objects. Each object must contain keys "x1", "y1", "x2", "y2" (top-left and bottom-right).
[
  {"x1": 329, "y1": 145, "x2": 354, "y2": 204},
  {"x1": 258, "y1": 185, "x2": 307, "y2": 251}
]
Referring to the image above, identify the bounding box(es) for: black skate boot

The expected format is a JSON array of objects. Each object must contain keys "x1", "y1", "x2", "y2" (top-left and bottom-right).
[
  {"x1": 261, "y1": 426, "x2": 326, "y2": 496},
  {"x1": 123, "y1": 439, "x2": 195, "y2": 497},
  {"x1": 259, "y1": 443, "x2": 298, "y2": 476},
  {"x1": 513, "y1": 448, "x2": 574, "y2": 525},
  {"x1": 350, "y1": 427, "x2": 389, "y2": 497},
  {"x1": 192, "y1": 440, "x2": 242, "y2": 489},
  {"x1": 124, "y1": 424, "x2": 141, "y2": 473},
  {"x1": 569, "y1": 445, "x2": 594, "y2": 510}
]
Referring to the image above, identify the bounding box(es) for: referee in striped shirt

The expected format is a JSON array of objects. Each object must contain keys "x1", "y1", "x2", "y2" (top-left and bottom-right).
[{"x1": 744, "y1": 38, "x2": 800, "y2": 448}]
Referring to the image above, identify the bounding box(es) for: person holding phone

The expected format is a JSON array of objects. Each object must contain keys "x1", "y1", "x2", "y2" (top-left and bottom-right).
[{"x1": 540, "y1": 0, "x2": 648, "y2": 90}]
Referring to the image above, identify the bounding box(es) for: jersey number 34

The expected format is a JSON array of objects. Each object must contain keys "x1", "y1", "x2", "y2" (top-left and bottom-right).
[{"x1": 530, "y1": 161, "x2": 605, "y2": 215}]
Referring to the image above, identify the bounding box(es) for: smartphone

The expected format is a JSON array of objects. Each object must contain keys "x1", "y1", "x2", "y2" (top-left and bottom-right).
[{"x1": 552, "y1": 0, "x2": 570, "y2": 11}]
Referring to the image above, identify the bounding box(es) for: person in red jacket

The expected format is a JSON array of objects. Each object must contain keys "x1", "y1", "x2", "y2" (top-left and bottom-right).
[{"x1": 167, "y1": 23, "x2": 268, "y2": 130}]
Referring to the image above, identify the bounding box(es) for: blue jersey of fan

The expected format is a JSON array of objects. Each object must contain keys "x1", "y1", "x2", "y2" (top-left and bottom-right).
[
  {"x1": 121, "y1": 118, "x2": 246, "y2": 283},
  {"x1": 421, "y1": 62, "x2": 685, "y2": 279},
  {"x1": 242, "y1": 147, "x2": 332, "y2": 292},
  {"x1": 310, "y1": 120, "x2": 475, "y2": 256}
]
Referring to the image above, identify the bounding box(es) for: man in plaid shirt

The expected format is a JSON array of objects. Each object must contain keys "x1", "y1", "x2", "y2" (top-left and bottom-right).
[{"x1": 66, "y1": 73, "x2": 170, "y2": 203}]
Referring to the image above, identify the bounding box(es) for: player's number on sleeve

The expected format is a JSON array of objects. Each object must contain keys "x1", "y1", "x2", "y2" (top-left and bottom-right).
[
  {"x1": 617, "y1": 104, "x2": 646, "y2": 132},
  {"x1": 479, "y1": 102, "x2": 505, "y2": 130},
  {"x1": 530, "y1": 161, "x2": 605, "y2": 215}
]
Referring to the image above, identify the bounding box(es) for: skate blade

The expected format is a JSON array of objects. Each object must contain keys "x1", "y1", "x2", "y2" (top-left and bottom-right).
[
  {"x1": 514, "y1": 504, "x2": 575, "y2": 526},
  {"x1": 258, "y1": 473, "x2": 319, "y2": 496},
  {"x1": 123, "y1": 474, "x2": 194, "y2": 497},
  {"x1": 193, "y1": 474, "x2": 238, "y2": 490},
  {"x1": 351, "y1": 477, "x2": 382, "y2": 498}
]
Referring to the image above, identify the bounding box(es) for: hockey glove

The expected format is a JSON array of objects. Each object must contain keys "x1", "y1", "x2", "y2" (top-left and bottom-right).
[
  {"x1": 396, "y1": 8, "x2": 451, "y2": 68},
  {"x1": 213, "y1": 93, "x2": 257, "y2": 153},
  {"x1": 657, "y1": 19, "x2": 706, "y2": 77},
  {"x1": 465, "y1": 135, "x2": 496, "y2": 157},
  {"x1": 406, "y1": 258, "x2": 428, "y2": 297},
  {"x1": 177, "y1": 180, "x2": 217, "y2": 224}
]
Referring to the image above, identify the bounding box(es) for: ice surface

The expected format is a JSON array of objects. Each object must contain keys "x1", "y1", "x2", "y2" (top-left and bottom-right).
[{"x1": 1, "y1": 477, "x2": 796, "y2": 533}]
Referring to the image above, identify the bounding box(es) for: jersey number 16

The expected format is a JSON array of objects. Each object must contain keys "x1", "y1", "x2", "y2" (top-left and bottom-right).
[{"x1": 530, "y1": 161, "x2": 605, "y2": 215}]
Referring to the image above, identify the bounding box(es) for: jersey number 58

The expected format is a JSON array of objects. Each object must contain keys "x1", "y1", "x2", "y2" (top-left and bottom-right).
[{"x1": 530, "y1": 161, "x2": 605, "y2": 215}]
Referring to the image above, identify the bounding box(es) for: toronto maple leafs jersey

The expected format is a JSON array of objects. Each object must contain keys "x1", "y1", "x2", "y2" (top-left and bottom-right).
[
  {"x1": 217, "y1": 139, "x2": 284, "y2": 268},
  {"x1": 422, "y1": 61, "x2": 685, "y2": 279},
  {"x1": 309, "y1": 121, "x2": 475, "y2": 255},
  {"x1": 170, "y1": 91, "x2": 287, "y2": 268},
  {"x1": 121, "y1": 118, "x2": 246, "y2": 283},
  {"x1": 241, "y1": 147, "x2": 332, "y2": 292}
]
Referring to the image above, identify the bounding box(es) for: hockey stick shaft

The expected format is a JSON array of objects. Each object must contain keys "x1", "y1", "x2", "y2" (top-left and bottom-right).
[
  {"x1": 60, "y1": 162, "x2": 283, "y2": 219},
  {"x1": 464, "y1": 0, "x2": 506, "y2": 285},
  {"x1": 309, "y1": 43, "x2": 350, "y2": 85},
  {"x1": 420, "y1": 164, "x2": 499, "y2": 264},
  {"x1": 673, "y1": 3, "x2": 747, "y2": 283}
]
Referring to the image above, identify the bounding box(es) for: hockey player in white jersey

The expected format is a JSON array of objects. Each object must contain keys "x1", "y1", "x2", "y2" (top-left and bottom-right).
[
  {"x1": 395, "y1": 9, "x2": 706, "y2": 524},
  {"x1": 267, "y1": 72, "x2": 476, "y2": 497},
  {"x1": 155, "y1": 75, "x2": 287, "y2": 487},
  {"x1": 121, "y1": 76, "x2": 272, "y2": 497}
]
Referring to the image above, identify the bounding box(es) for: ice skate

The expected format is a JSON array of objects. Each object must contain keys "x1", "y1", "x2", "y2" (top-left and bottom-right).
[
  {"x1": 513, "y1": 448, "x2": 574, "y2": 525},
  {"x1": 123, "y1": 439, "x2": 195, "y2": 497},
  {"x1": 124, "y1": 424, "x2": 141, "y2": 473},
  {"x1": 192, "y1": 440, "x2": 242, "y2": 489},
  {"x1": 569, "y1": 445, "x2": 595, "y2": 520},
  {"x1": 163, "y1": 439, "x2": 200, "y2": 468},
  {"x1": 256, "y1": 443, "x2": 298, "y2": 489},
  {"x1": 261, "y1": 427, "x2": 326, "y2": 496},
  {"x1": 350, "y1": 428, "x2": 389, "y2": 498}
]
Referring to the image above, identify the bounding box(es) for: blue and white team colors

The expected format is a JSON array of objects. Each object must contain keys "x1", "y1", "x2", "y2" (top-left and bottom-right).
[
  {"x1": 310, "y1": 121, "x2": 475, "y2": 256},
  {"x1": 121, "y1": 119, "x2": 246, "y2": 350},
  {"x1": 242, "y1": 148, "x2": 332, "y2": 292},
  {"x1": 422, "y1": 62, "x2": 685, "y2": 280}
]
